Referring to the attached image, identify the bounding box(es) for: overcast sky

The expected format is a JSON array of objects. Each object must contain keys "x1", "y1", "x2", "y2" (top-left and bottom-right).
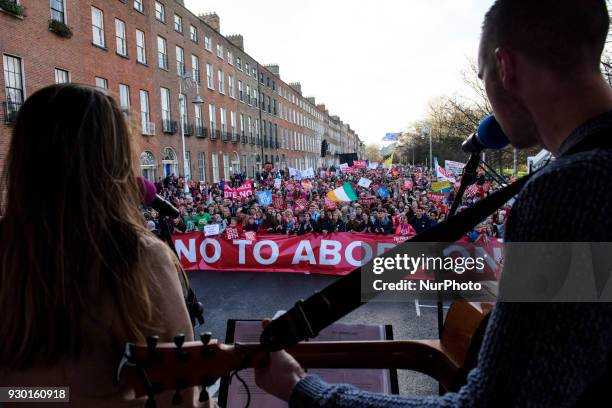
[{"x1": 185, "y1": 0, "x2": 493, "y2": 145}]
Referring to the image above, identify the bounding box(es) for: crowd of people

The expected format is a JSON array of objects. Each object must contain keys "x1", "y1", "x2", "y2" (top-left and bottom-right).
[{"x1": 142, "y1": 163, "x2": 509, "y2": 243}]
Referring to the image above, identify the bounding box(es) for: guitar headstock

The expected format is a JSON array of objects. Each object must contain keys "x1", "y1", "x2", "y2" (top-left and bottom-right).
[{"x1": 116, "y1": 332, "x2": 264, "y2": 406}]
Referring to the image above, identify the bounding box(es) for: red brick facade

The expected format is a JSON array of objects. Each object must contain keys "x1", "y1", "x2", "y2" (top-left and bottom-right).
[{"x1": 0, "y1": 0, "x2": 362, "y2": 183}]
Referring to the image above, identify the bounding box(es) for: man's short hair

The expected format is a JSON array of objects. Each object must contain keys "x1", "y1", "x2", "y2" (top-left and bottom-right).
[{"x1": 482, "y1": 0, "x2": 609, "y2": 73}]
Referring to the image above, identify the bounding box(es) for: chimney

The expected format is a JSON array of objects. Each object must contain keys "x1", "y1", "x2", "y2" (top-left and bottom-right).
[
  {"x1": 306, "y1": 97, "x2": 316, "y2": 105},
  {"x1": 264, "y1": 64, "x2": 280, "y2": 77},
  {"x1": 199, "y1": 12, "x2": 220, "y2": 32},
  {"x1": 317, "y1": 104, "x2": 326, "y2": 113},
  {"x1": 289, "y1": 82, "x2": 302, "y2": 95},
  {"x1": 227, "y1": 34, "x2": 244, "y2": 51}
]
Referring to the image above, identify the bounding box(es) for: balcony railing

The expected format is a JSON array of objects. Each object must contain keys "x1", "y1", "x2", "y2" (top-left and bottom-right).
[
  {"x1": 182, "y1": 122, "x2": 193, "y2": 136},
  {"x1": 250, "y1": 135, "x2": 255, "y2": 145},
  {"x1": 195, "y1": 125, "x2": 207, "y2": 138},
  {"x1": 210, "y1": 127, "x2": 218, "y2": 140},
  {"x1": 263, "y1": 137, "x2": 268, "y2": 148},
  {"x1": 222, "y1": 131, "x2": 229, "y2": 142},
  {"x1": 142, "y1": 121, "x2": 156, "y2": 136},
  {"x1": 162, "y1": 119, "x2": 178, "y2": 134},
  {"x1": 3, "y1": 100, "x2": 21, "y2": 124},
  {"x1": 241, "y1": 133, "x2": 247, "y2": 144},
  {"x1": 231, "y1": 132, "x2": 238, "y2": 144}
]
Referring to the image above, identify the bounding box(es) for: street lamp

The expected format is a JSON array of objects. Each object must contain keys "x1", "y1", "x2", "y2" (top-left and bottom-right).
[
  {"x1": 421, "y1": 126, "x2": 432, "y2": 170},
  {"x1": 178, "y1": 72, "x2": 204, "y2": 194}
]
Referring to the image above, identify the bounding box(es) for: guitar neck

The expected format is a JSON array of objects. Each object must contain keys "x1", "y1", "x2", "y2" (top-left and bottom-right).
[{"x1": 123, "y1": 340, "x2": 460, "y2": 397}]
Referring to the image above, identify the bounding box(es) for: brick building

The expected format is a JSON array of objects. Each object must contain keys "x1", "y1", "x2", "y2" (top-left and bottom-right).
[{"x1": 0, "y1": 0, "x2": 362, "y2": 183}]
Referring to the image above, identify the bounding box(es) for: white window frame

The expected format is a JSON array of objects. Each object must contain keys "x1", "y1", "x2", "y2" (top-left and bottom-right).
[
  {"x1": 160, "y1": 87, "x2": 171, "y2": 122},
  {"x1": 228, "y1": 75, "x2": 234, "y2": 98},
  {"x1": 50, "y1": 0, "x2": 66, "y2": 24},
  {"x1": 157, "y1": 36, "x2": 168, "y2": 69},
  {"x1": 91, "y1": 7, "x2": 105, "y2": 48},
  {"x1": 115, "y1": 19, "x2": 127, "y2": 56},
  {"x1": 174, "y1": 14, "x2": 183, "y2": 33},
  {"x1": 140, "y1": 90, "x2": 150, "y2": 129},
  {"x1": 216, "y1": 44, "x2": 223, "y2": 59},
  {"x1": 54, "y1": 68, "x2": 70, "y2": 84},
  {"x1": 176, "y1": 45, "x2": 185, "y2": 75},
  {"x1": 134, "y1": 0, "x2": 144, "y2": 13},
  {"x1": 218, "y1": 69, "x2": 225, "y2": 94},
  {"x1": 119, "y1": 83, "x2": 130, "y2": 111},
  {"x1": 209, "y1": 104, "x2": 216, "y2": 132},
  {"x1": 212, "y1": 152, "x2": 219, "y2": 183},
  {"x1": 155, "y1": 1, "x2": 165, "y2": 22},
  {"x1": 190, "y1": 25, "x2": 198, "y2": 42},
  {"x1": 206, "y1": 64, "x2": 214, "y2": 90},
  {"x1": 136, "y1": 29, "x2": 147, "y2": 64},
  {"x1": 204, "y1": 35, "x2": 212, "y2": 52},
  {"x1": 95, "y1": 76, "x2": 108, "y2": 90}
]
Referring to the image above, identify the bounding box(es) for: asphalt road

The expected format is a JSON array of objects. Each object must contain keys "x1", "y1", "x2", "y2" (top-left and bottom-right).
[{"x1": 188, "y1": 270, "x2": 441, "y2": 396}]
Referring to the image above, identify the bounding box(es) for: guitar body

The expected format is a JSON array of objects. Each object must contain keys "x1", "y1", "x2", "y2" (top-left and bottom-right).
[{"x1": 117, "y1": 301, "x2": 493, "y2": 399}]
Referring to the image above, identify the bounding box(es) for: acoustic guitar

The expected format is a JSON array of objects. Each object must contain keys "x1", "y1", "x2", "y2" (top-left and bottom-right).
[{"x1": 116, "y1": 301, "x2": 493, "y2": 405}]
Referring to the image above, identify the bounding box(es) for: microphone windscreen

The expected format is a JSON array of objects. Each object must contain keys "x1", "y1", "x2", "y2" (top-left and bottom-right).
[
  {"x1": 477, "y1": 115, "x2": 509, "y2": 150},
  {"x1": 137, "y1": 176, "x2": 157, "y2": 205}
]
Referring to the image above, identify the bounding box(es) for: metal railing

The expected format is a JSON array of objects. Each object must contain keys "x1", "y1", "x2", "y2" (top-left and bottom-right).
[
  {"x1": 142, "y1": 121, "x2": 156, "y2": 136},
  {"x1": 3, "y1": 101, "x2": 21, "y2": 124},
  {"x1": 195, "y1": 125, "x2": 207, "y2": 138},
  {"x1": 162, "y1": 119, "x2": 178, "y2": 134}
]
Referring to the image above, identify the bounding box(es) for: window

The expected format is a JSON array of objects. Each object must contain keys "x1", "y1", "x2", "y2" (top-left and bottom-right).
[
  {"x1": 238, "y1": 80, "x2": 243, "y2": 101},
  {"x1": 54, "y1": 68, "x2": 69, "y2": 84},
  {"x1": 209, "y1": 104, "x2": 216, "y2": 133},
  {"x1": 176, "y1": 46, "x2": 185, "y2": 75},
  {"x1": 3, "y1": 54, "x2": 24, "y2": 120},
  {"x1": 160, "y1": 87, "x2": 171, "y2": 123},
  {"x1": 174, "y1": 14, "x2": 182, "y2": 33},
  {"x1": 246, "y1": 84, "x2": 251, "y2": 104},
  {"x1": 228, "y1": 75, "x2": 234, "y2": 98},
  {"x1": 115, "y1": 19, "x2": 127, "y2": 56},
  {"x1": 119, "y1": 84, "x2": 130, "y2": 111},
  {"x1": 248, "y1": 116, "x2": 253, "y2": 142},
  {"x1": 198, "y1": 152, "x2": 206, "y2": 182},
  {"x1": 95, "y1": 77, "x2": 108, "y2": 90},
  {"x1": 179, "y1": 93, "x2": 187, "y2": 130},
  {"x1": 136, "y1": 29, "x2": 146, "y2": 64},
  {"x1": 218, "y1": 69, "x2": 225, "y2": 94},
  {"x1": 253, "y1": 89, "x2": 258, "y2": 107},
  {"x1": 204, "y1": 34, "x2": 212, "y2": 51},
  {"x1": 216, "y1": 44, "x2": 223, "y2": 59},
  {"x1": 191, "y1": 55, "x2": 200, "y2": 84},
  {"x1": 245, "y1": 62, "x2": 249, "y2": 75},
  {"x1": 140, "y1": 90, "x2": 151, "y2": 132},
  {"x1": 223, "y1": 154, "x2": 229, "y2": 180},
  {"x1": 220, "y1": 107, "x2": 226, "y2": 133},
  {"x1": 155, "y1": 1, "x2": 165, "y2": 22},
  {"x1": 206, "y1": 64, "x2": 213, "y2": 89},
  {"x1": 239, "y1": 113, "x2": 245, "y2": 140},
  {"x1": 211, "y1": 153, "x2": 219, "y2": 183},
  {"x1": 236, "y1": 57, "x2": 242, "y2": 71},
  {"x1": 134, "y1": 0, "x2": 143, "y2": 13},
  {"x1": 91, "y1": 7, "x2": 105, "y2": 48},
  {"x1": 230, "y1": 111, "x2": 236, "y2": 135},
  {"x1": 140, "y1": 151, "x2": 157, "y2": 181},
  {"x1": 157, "y1": 36, "x2": 168, "y2": 69},
  {"x1": 190, "y1": 25, "x2": 198, "y2": 42},
  {"x1": 227, "y1": 50, "x2": 233, "y2": 65},
  {"x1": 50, "y1": 0, "x2": 65, "y2": 23},
  {"x1": 194, "y1": 103, "x2": 203, "y2": 129}
]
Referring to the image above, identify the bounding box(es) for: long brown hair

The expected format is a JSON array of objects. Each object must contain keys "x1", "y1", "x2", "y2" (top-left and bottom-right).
[{"x1": 0, "y1": 84, "x2": 158, "y2": 369}]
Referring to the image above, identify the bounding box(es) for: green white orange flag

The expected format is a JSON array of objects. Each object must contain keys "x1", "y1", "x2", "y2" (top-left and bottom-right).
[{"x1": 327, "y1": 182, "x2": 358, "y2": 202}]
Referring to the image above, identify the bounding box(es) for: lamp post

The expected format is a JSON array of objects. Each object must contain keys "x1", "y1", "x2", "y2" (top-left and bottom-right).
[
  {"x1": 178, "y1": 72, "x2": 204, "y2": 194},
  {"x1": 421, "y1": 126, "x2": 432, "y2": 170}
]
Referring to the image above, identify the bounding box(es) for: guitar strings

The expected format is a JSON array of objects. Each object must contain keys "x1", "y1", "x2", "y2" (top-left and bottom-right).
[{"x1": 230, "y1": 369, "x2": 251, "y2": 408}]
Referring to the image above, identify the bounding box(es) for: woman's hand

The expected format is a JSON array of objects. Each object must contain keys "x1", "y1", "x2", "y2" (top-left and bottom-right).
[{"x1": 254, "y1": 321, "x2": 306, "y2": 401}]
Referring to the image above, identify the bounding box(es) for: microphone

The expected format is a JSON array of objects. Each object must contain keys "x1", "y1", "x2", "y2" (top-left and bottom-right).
[
  {"x1": 461, "y1": 115, "x2": 509, "y2": 153},
  {"x1": 137, "y1": 177, "x2": 180, "y2": 219}
]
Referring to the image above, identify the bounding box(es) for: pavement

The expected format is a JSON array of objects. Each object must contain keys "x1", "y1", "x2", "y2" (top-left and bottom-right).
[{"x1": 188, "y1": 270, "x2": 441, "y2": 396}]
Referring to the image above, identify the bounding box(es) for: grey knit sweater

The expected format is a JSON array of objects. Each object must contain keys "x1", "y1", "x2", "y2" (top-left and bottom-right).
[{"x1": 289, "y1": 111, "x2": 612, "y2": 407}]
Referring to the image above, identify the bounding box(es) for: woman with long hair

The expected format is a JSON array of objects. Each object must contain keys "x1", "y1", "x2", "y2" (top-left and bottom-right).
[{"x1": 0, "y1": 85, "x2": 212, "y2": 407}]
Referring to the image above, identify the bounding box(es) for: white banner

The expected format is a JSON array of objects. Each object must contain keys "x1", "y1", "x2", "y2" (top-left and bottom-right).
[
  {"x1": 204, "y1": 224, "x2": 220, "y2": 236},
  {"x1": 368, "y1": 161, "x2": 379, "y2": 170},
  {"x1": 289, "y1": 167, "x2": 299, "y2": 177},
  {"x1": 301, "y1": 167, "x2": 315, "y2": 179},
  {"x1": 358, "y1": 177, "x2": 372, "y2": 188},
  {"x1": 445, "y1": 160, "x2": 466, "y2": 175}
]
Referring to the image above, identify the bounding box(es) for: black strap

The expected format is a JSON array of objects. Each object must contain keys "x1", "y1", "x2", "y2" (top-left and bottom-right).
[{"x1": 259, "y1": 174, "x2": 534, "y2": 351}]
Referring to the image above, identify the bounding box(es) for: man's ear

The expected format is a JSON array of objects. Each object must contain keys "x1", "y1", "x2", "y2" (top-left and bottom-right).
[{"x1": 495, "y1": 47, "x2": 516, "y2": 90}]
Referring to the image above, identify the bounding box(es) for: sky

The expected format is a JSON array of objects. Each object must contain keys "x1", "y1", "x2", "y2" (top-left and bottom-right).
[{"x1": 184, "y1": 0, "x2": 493, "y2": 146}]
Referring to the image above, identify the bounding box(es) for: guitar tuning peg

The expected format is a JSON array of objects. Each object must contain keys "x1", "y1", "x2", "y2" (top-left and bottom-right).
[
  {"x1": 174, "y1": 334, "x2": 185, "y2": 349},
  {"x1": 146, "y1": 335, "x2": 159, "y2": 350},
  {"x1": 198, "y1": 389, "x2": 209, "y2": 403},
  {"x1": 145, "y1": 395, "x2": 156, "y2": 408},
  {"x1": 171, "y1": 389, "x2": 183, "y2": 406},
  {"x1": 200, "y1": 332, "x2": 212, "y2": 346}
]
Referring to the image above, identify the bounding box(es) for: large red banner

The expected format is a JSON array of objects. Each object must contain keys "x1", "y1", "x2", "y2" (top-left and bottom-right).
[{"x1": 172, "y1": 232, "x2": 503, "y2": 277}]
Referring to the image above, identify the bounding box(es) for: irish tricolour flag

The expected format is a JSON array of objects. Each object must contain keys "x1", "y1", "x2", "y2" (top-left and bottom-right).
[{"x1": 327, "y1": 182, "x2": 358, "y2": 202}]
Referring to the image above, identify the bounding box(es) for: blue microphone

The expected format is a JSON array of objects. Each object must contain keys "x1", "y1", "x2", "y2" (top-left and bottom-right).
[{"x1": 461, "y1": 115, "x2": 510, "y2": 152}]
